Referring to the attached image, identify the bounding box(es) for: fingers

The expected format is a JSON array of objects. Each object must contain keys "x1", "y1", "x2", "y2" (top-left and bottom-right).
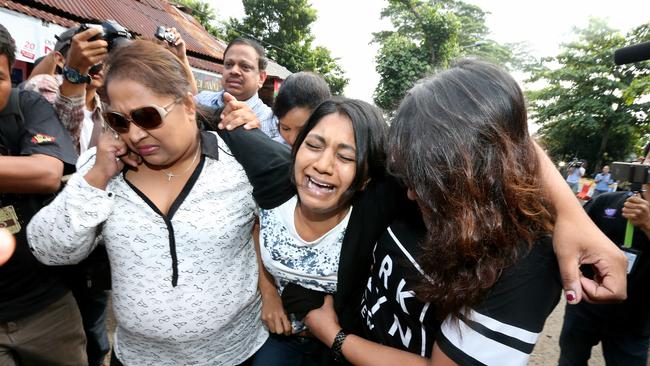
[
  {"x1": 222, "y1": 92, "x2": 236, "y2": 104},
  {"x1": 168, "y1": 27, "x2": 183, "y2": 46},
  {"x1": 556, "y1": 252, "x2": 582, "y2": 304},
  {"x1": 219, "y1": 110, "x2": 259, "y2": 130},
  {"x1": 323, "y1": 294, "x2": 335, "y2": 308},
  {"x1": 68, "y1": 28, "x2": 108, "y2": 71},
  {"x1": 281, "y1": 313, "x2": 292, "y2": 335},
  {"x1": 580, "y1": 254, "x2": 628, "y2": 303},
  {"x1": 263, "y1": 311, "x2": 292, "y2": 335},
  {"x1": 74, "y1": 27, "x2": 104, "y2": 42},
  {"x1": 219, "y1": 96, "x2": 258, "y2": 130},
  {"x1": 0, "y1": 229, "x2": 16, "y2": 266},
  {"x1": 119, "y1": 151, "x2": 142, "y2": 168}
]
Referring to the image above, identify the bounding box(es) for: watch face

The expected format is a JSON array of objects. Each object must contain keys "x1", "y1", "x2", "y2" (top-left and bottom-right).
[{"x1": 64, "y1": 67, "x2": 90, "y2": 84}]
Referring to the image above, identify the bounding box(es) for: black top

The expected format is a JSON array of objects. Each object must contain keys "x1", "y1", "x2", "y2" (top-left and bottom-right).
[
  {"x1": 216, "y1": 126, "x2": 407, "y2": 334},
  {"x1": 361, "y1": 207, "x2": 561, "y2": 364},
  {"x1": 0, "y1": 89, "x2": 77, "y2": 321},
  {"x1": 578, "y1": 191, "x2": 650, "y2": 336}
]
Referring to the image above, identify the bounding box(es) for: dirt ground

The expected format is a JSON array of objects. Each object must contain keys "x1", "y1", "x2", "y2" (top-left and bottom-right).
[{"x1": 529, "y1": 298, "x2": 605, "y2": 366}]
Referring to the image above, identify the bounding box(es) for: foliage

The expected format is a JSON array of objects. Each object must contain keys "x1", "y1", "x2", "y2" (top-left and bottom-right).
[
  {"x1": 527, "y1": 19, "x2": 650, "y2": 172},
  {"x1": 222, "y1": 0, "x2": 348, "y2": 94},
  {"x1": 173, "y1": 0, "x2": 224, "y2": 39},
  {"x1": 373, "y1": 0, "x2": 524, "y2": 111}
]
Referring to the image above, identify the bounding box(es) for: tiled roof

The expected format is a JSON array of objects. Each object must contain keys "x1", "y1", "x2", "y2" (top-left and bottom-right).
[
  {"x1": 3, "y1": 0, "x2": 224, "y2": 63},
  {"x1": 2, "y1": 0, "x2": 288, "y2": 77},
  {"x1": 0, "y1": 0, "x2": 76, "y2": 27}
]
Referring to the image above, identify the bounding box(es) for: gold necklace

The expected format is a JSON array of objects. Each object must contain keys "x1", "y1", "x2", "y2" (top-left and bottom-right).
[{"x1": 162, "y1": 145, "x2": 200, "y2": 181}]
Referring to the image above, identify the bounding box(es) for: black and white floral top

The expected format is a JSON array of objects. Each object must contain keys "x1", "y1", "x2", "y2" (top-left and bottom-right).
[
  {"x1": 259, "y1": 195, "x2": 352, "y2": 294},
  {"x1": 27, "y1": 131, "x2": 267, "y2": 366}
]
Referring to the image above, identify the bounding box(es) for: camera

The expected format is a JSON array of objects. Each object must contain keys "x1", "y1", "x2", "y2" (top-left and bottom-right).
[
  {"x1": 611, "y1": 162, "x2": 650, "y2": 191},
  {"x1": 78, "y1": 20, "x2": 132, "y2": 52},
  {"x1": 567, "y1": 159, "x2": 583, "y2": 168},
  {"x1": 155, "y1": 26, "x2": 176, "y2": 45}
]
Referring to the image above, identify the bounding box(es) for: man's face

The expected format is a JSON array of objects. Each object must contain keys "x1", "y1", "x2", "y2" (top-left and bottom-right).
[
  {"x1": 0, "y1": 54, "x2": 11, "y2": 111},
  {"x1": 221, "y1": 44, "x2": 267, "y2": 101}
]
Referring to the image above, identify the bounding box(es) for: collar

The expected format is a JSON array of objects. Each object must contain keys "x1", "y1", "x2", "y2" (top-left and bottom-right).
[
  {"x1": 200, "y1": 130, "x2": 220, "y2": 160},
  {"x1": 217, "y1": 91, "x2": 261, "y2": 109},
  {"x1": 90, "y1": 93, "x2": 104, "y2": 114}
]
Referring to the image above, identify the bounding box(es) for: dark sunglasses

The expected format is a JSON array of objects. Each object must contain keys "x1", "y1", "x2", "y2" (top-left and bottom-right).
[{"x1": 103, "y1": 97, "x2": 183, "y2": 133}]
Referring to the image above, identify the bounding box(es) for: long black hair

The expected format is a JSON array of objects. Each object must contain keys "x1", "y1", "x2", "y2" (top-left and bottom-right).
[{"x1": 273, "y1": 72, "x2": 331, "y2": 119}]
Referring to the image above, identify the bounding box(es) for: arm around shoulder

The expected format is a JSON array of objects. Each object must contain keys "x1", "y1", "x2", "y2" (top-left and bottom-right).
[{"x1": 216, "y1": 127, "x2": 294, "y2": 209}]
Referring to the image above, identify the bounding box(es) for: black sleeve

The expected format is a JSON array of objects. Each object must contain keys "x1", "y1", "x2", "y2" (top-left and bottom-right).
[
  {"x1": 216, "y1": 127, "x2": 295, "y2": 209},
  {"x1": 334, "y1": 175, "x2": 411, "y2": 331},
  {"x1": 351, "y1": 175, "x2": 410, "y2": 233},
  {"x1": 436, "y1": 237, "x2": 562, "y2": 365},
  {"x1": 18, "y1": 90, "x2": 77, "y2": 173}
]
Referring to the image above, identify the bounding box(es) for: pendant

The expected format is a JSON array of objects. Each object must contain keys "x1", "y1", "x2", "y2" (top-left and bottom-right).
[{"x1": 165, "y1": 172, "x2": 175, "y2": 181}]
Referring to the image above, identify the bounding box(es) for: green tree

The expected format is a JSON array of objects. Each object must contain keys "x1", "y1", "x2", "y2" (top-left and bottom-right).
[
  {"x1": 527, "y1": 19, "x2": 650, "y2": 172},
  {"x1": 223, "y1": 0, "x2": 348, "y2": 94},
  {"x1": 173, "y1": 0, "x2": 224, "y2": 39},
  {"x1": 373, "y1": 0, "x2": 522, "y2": 111}
]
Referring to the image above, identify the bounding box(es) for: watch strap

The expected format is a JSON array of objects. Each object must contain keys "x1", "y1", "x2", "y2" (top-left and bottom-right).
[
  {"x1": 63, "y1": 65, "x2": 91, "y2": 84},
  {"x1": 331, "y1": 329, "x2": 347, "y2": 362}
]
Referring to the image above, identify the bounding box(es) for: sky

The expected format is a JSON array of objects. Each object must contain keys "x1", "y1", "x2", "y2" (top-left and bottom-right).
[{"x1": 206, "y1": 0, "x2": 650, "y2": 104}]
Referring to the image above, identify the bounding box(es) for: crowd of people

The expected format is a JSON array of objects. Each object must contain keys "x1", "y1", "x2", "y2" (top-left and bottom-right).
[{"x1": 0, "y1": 17, "x2": 642, "y2": 366}]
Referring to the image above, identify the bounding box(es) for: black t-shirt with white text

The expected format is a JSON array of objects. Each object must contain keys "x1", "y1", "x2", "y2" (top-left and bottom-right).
[{"x1": 361, "y1": 210, "x2": 562, "y2": 365}]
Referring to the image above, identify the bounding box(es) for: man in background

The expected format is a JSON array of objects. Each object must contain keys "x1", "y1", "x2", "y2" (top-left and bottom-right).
[{"x1": 195, "y1": 37, "x2": 281, "y2": 142}]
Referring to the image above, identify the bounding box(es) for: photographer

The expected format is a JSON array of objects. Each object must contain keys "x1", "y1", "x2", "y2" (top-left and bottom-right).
[
  {"x1": 23, "y1": 25, "x2": 113, "y2": 366},
  {"x1": 566, "y1": 160, "x2": 585, "y2": 194},
  {"x1": 0, "y1": 24, "x2": 86, "y2": 365},
  {"x1": 594, "y1": 165, "x2": 615, "y2": 197},
  {"x1": 558, "y1": 144, "x2": 650, "y2": 366}
]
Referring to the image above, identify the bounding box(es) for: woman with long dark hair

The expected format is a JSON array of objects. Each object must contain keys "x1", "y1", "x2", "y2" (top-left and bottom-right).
[{"x1": 302, "y1": 60, "x2": 610, "y2": 365}]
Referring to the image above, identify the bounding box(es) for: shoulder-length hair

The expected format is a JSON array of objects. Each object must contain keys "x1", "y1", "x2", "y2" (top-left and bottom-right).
[
  {"x1": 291, "y1": 97, "x2": 388, "y2": 207},
  {"x1": 387, "y1": 59, "x2": 554, "y2": 319}
]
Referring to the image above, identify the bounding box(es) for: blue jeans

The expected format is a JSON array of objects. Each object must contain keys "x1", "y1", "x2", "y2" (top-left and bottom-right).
[
  {"x1": 252, "y1": 334, "x2": 330, "y2": 366},
  {"x1": 558, "y1": 303, "x2": 650, "y2": 366}
]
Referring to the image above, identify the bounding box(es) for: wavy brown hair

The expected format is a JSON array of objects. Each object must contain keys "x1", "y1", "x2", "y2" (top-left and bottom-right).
[{"x1": 387, "y1": 59, "x2": 554, "y2": 319}]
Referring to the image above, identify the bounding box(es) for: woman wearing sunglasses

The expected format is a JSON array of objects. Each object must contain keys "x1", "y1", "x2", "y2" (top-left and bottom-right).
[{"x1": 26, "y1": 40, "x2": 284, "y2": 365}]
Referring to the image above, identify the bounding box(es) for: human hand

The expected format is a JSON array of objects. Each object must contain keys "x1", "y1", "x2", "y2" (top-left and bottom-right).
[
  {"x1": 0, "y1": 229, "x2": 15, "y2": 266},
  {"x1": 84, "y1": 127, "x2": 139, "y2": 189},
  {"x1": 553, "y1": 217, "x2": 627, "y2": 304},
  {"x1": 304, "y1": 295, "x2": 341, "y2": 346},
  {"x1": 157, "y1": 27, "x2": 186, "y2": 60},
  {"x1": 66, "y1": 27, "x2": 108, "y2": 74},
  {"x1": 219, "y1": 92, "x2": 260, "y2": 130},
  {"x1": 622, "y1": 194, "x2": 650, "y2": 234},
  {"x1": 261, "y1": 290, "x2": 292, "y2": 335}
]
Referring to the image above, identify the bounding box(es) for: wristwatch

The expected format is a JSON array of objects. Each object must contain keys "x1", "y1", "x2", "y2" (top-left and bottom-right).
[
  {"x1": 331, "y1": 329, "x2": 348, "y2": 362},
  {"x1": 63, "y1": 66, "x2": 91, "y2": 84}
]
